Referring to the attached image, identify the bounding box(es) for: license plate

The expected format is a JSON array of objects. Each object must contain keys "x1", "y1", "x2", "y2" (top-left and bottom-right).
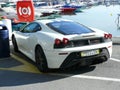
[{"x1": 81, "y1": 49, "x2": 100, "y2": 57}]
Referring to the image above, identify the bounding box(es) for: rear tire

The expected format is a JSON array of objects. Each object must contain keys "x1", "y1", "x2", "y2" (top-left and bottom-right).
[{"x1": 35, "y1": 46, "x2": 48, "y2": 72}]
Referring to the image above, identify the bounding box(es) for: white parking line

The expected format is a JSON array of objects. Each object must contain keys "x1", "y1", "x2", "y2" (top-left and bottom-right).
[
  {"x1": 72, "y1": 75, "x2": 120, "y2": 82},
  {"x1": 110, "y1": 58, "x2": 120, "y2": 62},
  {"x1": 50, "y1": 73, "x2": 120, "y2": 82},
  {"x1": 49, "y1": 58, "x2": 120, "y2": 82}
]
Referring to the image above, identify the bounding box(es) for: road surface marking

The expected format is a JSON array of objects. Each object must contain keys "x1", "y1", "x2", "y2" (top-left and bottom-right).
[
  {"x1": 49, "y1": 73, "x2": 120, "y2": 82},
  {"x1": 110, "y1": 58, "x2": 120, "y2": 62},
  {"x1": 72, "y1": 75, "x2": 120, "y2": 82},
  {"x1": 11, "y1": 54, "x2": 41, "y2": 73},
  {"x1": 0, "y1": 54, "x2": 41, "y2": 73}
]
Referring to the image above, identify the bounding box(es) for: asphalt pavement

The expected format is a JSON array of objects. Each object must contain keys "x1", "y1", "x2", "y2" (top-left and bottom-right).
[{"x1": 0, "y1": 43, "x2": 120, "y2": 90}]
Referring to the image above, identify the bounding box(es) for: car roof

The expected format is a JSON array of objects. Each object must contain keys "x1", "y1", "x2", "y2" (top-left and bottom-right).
[{"x1": 35, "y1": 19, "x2": 74, "y2": 25}]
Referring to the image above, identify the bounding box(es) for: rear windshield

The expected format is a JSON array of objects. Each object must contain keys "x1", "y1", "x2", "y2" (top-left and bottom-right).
[{"x1": 47, "y1": 21, "x2": 94, "y2": 35}]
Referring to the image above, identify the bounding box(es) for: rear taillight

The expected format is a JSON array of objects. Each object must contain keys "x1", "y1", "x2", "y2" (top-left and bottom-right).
[
  {"x1": 63, "y1": 38, "x2": 69, "y2": 45},
  {"x1": 104, "y1": 33, "x2": 112, "y2": 39},
  {"x1": 54, "y1": 38, "x2": 69, "y2": 48},
  {"x1": 109, "y1": 34, "x2": 112, "y2": 39},
  {"x1": 55, "y1": 38, "x2": 61, "y2": 45}
]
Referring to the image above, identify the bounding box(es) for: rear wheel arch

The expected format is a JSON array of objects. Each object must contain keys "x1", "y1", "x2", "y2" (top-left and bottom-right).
[
  {"x1": 35, "y1": 44, "x2": 44, "y2": 54},
  {"x1": 35, "y1": 44, "x2": 47, "y2": 61}
]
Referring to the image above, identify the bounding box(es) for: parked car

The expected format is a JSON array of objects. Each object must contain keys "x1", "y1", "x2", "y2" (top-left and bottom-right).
[{"x1": 12, "y1": 19, "x2": 112, "y2": 72}]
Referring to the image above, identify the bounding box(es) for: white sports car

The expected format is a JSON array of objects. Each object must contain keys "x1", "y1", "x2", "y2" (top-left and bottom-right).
[{"x1": 12, "y1": 19, "x2": 112, "y2": 72}]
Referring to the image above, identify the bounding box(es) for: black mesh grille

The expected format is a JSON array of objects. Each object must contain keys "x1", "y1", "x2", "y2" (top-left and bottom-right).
[
  {"x1": 65, "y1": 37, "x2": 104, "y2": 48},
  {"x1": 54, "y1": 37, "x2": 105, "y2": 49},
  {"x1": 72, "y1": 38, "x2": 104, "y2": 47}
]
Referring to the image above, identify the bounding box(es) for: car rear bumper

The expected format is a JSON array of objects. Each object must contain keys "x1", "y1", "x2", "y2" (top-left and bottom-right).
[
  {"x1": 44, "y1": 42, "x2": 112, "y2": 69},
  {"x1": 60, "y1": 48, "x2": 109, "y2": 68}
]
